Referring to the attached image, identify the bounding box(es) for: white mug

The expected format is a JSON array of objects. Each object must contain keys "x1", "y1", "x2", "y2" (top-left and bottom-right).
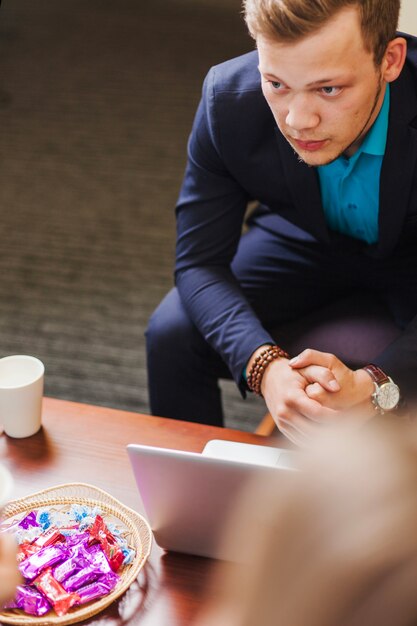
[{"x1": 0, "y1": 355, "x2": 44, "y2": 438}]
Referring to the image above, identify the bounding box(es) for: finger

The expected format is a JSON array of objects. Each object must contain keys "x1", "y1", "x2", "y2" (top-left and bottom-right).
[
  {"x1": 274, "y1": 405, "x2": 323, "y2": 439},
  {"x1": 305, "y1": 383, "x2": 346, "y2": 411},
  {"x1": 276, "y1": 418, "x2": 312, "y2": 448},
  {"x1": 292, "y1": 393, "x2": 339, "y2": 423},
  {"x1": 300, "y1": 365, "x2": 340, "y2": 392},
  {"x1": 290, "y1": 349, "x2": 336, "y2": 370},
  {"x1": 305, "y1": 381, "x2": 330, "y2": 403},
  {"x1": 306, "y1": 383, "x2": 350, "y2": 412},
  {"x1": 276, "y1": 412, "x2": 327, "y2": 448}
]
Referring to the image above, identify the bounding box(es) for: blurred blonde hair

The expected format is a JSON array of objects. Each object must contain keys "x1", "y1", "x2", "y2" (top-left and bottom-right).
[
  {"x1": 0, "y1": 534, "x2": 21, "y2": 605},
  {"x1": 197, "y1": 418, "x2": 417, "y2": 626}
]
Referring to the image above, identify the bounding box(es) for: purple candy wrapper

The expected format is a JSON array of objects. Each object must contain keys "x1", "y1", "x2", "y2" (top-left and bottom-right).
[
  {"x1": 19, "y1": 544, "x2": 68, "y2": 580},
  {"x1": 18, "y1": 512, "x2": 40, "y2": 530},
  {"x1": 53, "y1": 543, "x2": 92, "y2": 583},
  {"x1": 86, "y1": 542, "x2": 102, "y2": 556},
  {"x1": 7, "y1": 507, "x2": 130, "y2": 617},
  {"x1": 53, "y1": 559, "x2": 78, "y2": 584},
  {"x1": 62, "y1": 543, "x2": 113, "y2": 591},
  {"x1": 62, "y1": 547, "x2": 110, "y2": 591},
  {"x1": 90, "y1": 547, "x2": 112, "y2": 573},
  {"x1": 64, "y1": 532, "x2": 90, "y2": 548},
  {"x1": 63, "y1": 566, "x2": 100, "y2": 592},
  {"x1": 75, "y1": 573, "x2": 119, "y2": 605},
  {"x1": 4, "y1": 585, "x2": 52, "y2": 616}
]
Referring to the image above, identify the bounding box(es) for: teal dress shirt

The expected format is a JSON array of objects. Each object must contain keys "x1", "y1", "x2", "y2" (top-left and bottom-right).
[{"x1": 318, "y1": 84, "x2": 390, "y2": 244}]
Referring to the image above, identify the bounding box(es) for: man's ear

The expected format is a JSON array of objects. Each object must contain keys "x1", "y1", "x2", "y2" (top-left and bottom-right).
[{"x1": 381, "y1": 37, "x2": 407, "y2": 83}]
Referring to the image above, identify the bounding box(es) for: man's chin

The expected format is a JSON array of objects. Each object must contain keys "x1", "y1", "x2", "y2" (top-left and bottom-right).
[
  {"x1": 293, "y1": 148, "x2": 340, "y2": 167},
  {"x1": 287, "y1": 138, "x2": 340, "y2": 166}
]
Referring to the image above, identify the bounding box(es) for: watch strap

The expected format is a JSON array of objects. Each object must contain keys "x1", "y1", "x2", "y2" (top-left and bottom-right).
[{"x1": 363, "y1": 364, "x2": 390, "y2": 386}]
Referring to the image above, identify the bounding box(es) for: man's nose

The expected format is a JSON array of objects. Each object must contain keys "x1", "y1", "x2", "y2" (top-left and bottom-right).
[{"x1": 285, "y1": 94, "x2": 320, "y2": 131}]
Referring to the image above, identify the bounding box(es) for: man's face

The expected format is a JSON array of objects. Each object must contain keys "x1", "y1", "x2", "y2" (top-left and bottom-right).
[{"x1": 257, "y1": 6, "x2": 385, "y2": 165}]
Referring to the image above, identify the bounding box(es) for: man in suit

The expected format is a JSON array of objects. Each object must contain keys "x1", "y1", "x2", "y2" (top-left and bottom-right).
[{"x1": 147, "y1": 0, "x2": 416, "y2": 444}]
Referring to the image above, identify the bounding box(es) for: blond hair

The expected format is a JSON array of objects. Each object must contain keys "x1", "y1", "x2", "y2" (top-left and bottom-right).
[
  {"x1": 243, "y1": 0, "x2": 401, "y2": 64},
  {"x1": 197, "y1": 419, "x2": 417, "y2": 626}
]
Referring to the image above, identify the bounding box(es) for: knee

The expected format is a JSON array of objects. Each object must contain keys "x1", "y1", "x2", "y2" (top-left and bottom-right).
[{"x1": 146, "y1": 288, "x2": 197, "y2": 356}]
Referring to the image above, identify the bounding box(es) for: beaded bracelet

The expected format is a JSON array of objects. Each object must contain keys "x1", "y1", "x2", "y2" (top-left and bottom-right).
[{"x1": 246, "y1": 345, "x2": 290, "y2": 396}]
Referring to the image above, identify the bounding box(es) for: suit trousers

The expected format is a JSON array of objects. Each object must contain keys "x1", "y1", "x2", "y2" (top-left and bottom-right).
[{"x1": 146, "y1": 222, "x2": 417, "y2": 426}]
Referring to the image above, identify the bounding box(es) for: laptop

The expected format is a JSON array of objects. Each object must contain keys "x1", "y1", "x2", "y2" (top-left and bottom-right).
[{"x1": 127, "y1": 440, "x2": 299, "y2": 560}]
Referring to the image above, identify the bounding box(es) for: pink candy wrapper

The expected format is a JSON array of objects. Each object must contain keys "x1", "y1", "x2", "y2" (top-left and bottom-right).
[
  {"x1": 34, "y1": 529, "x2": 65, "y2": 549},
  {"x1": 89, "y1": 515, "x2": 125, "y2": 572},
  {"x1": 33, "y1": 569, "x2": 80, "y2": 617}
]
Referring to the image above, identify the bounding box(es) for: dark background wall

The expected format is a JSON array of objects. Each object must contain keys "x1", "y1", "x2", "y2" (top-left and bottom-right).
[{"x1": 0, "y1": 0, "x2": 266, "y2": 430}]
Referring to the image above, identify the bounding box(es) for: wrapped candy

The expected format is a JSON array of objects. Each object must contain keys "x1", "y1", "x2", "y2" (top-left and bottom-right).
[
  {"x1": 53, "y1": 542, "x2": 92, "y2": 584},
  {"x1": 89, "y1": 547, "x2": 112, "y2": 573},
  {"x1": 71, "y1": 504, "x2": 100, "y2": 523},
  {"x1": 89, "y1": 515, "x2": 124, "y2": 572},
  {"x1": 15, "y1": 525, "x2": 42, "y2": 545},
  {"x1": 63, "y1": 544, "x2": 112, "y2": 591},
  {"x1": 19, "y1": 544, "x2": 68, "y2": 580},
  {"x1": 63, "y1": 565, "x2": 100, "y2": 592},
  {"x1": 37, "y1": 510, "x2": 53, "y2": 532},
  {"x1": 16, "y1": 530, "x2": 64, "y2": 563},
  {"x1": 18, "y1": 511, "x2": 40, "y2": 530},
  {"x1": 63, "y1": 545, "x2": 113, "y2": 592},
  {"x1": 64, "y1": 531, "x2": 90, "y2": 547},
  {"x1": 3, "y1": 505, "x2": 134, "y2": 618},
  {"x1": 75, "y1": 572, "x2": 119, "y2": 605},
  {"x1": 33, "y1": 569, "x2": 79, "y2": 617},
  {"x1": 33, "y1": 529, "x2": 65, "y2": 549},
  {"x1": 4, "y1": 585, "x2": 51, "y2": 616},
  {"x1": 17, "y1": 542, "x2": 40, "y2": 563}
]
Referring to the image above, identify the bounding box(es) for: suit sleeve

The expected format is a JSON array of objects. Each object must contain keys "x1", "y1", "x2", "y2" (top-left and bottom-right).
[
  {"x1": 373, "y1": 314, "x2": 417, "y2": 408},
  {"x1": 175, "y1": 67, "x2": 274, "y2": 389}
]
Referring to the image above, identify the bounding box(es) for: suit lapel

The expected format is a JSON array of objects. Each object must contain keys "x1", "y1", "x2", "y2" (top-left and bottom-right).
[
  {"x1": 275, "y1": 127, "x2": 331, "y2": 243},
  {"x1": 376, "y1": 62, "x2": 417, "y2": 256}
]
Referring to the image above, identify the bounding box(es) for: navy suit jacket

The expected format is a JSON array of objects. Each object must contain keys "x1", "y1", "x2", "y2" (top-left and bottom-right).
[{"x1": 174, "y1": 34, "x2": 417, "y2": 400}]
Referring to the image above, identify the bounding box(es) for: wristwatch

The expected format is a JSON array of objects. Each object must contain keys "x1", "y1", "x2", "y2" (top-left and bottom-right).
[{"x1": 363, "y1": 364, "x2": 400, "y2": 413}]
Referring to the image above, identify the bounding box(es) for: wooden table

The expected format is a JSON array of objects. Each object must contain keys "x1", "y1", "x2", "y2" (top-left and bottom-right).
[{"x1": 0, "y1": 397, "x2": 278, "y2": 626}]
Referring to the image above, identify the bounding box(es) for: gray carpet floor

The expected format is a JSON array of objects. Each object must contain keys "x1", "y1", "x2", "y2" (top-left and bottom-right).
[{"x1": 0, "y1": 0, "x2": 267, "y2": 431}]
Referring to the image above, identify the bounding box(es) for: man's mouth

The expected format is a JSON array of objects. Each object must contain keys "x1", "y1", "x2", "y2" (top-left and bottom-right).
[{"x1": 291, "y1": 137, "x2": 328, "y2": 152}]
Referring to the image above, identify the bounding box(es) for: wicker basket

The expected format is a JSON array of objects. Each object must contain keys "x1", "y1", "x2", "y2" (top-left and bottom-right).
[{"x1": 0, "y1": 483, "x2": 152, "y2": 626}]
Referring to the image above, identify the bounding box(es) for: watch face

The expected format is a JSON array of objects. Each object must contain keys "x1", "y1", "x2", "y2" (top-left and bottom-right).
[{"x1": 376, "y1": 382, "x2": 400, "y2": 411}]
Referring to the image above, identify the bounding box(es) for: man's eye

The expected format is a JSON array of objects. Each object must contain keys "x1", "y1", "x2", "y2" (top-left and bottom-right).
[
  {"x1": 270, "y1": 81, "x2": 283, "y2": 90},
  {"x1": 320, "y1": 86, "x2": 341, "y2": 96}
]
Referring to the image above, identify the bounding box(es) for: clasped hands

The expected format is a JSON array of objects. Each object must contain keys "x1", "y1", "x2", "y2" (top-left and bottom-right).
[{"x1": 261, "y1": 349, "x2": 375, "y2": 446}]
